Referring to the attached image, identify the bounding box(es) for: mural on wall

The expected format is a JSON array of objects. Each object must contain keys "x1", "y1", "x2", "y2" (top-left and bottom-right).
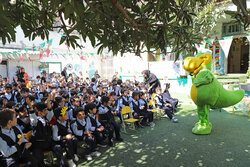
[
  {"x1": 66, "y1": 64, "x2": 73, "y2": 71},
  {"x1": 88, "y1": 61, "x2": 96, "y2": 79},
  {"x1": 74, "y1": 64, "x2": 82, "y2": 72}
]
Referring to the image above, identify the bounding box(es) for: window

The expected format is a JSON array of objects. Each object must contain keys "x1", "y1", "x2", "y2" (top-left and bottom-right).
[{"x1": 222, "y1": 23, "x2": 242, "y2": 36}]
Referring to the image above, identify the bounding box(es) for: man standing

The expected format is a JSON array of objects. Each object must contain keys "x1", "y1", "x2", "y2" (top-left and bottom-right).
[{"x1": 61, "y1": 67, "x2": 68, "y2": 82}]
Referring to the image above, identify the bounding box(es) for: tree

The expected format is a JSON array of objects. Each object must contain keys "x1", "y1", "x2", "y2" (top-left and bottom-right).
[
  {"x1": 0, "y1": 0, "x2": 226, "y2": 57},
  {"x1": 225, "y1": 0, "x2": 250, "y2": 30}
]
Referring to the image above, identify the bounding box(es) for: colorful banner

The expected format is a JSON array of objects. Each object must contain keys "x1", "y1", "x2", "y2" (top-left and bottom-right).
[
  {"x1": 219, "y1": 39, "x2": 233, "y2": 58},
  {"x1": 214, "y1": 39, "x2": 220, "y2": 70}
]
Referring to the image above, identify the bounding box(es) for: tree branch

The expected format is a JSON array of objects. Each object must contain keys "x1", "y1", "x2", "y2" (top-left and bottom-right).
[
  {"x1": 85, "y1": 0, "x2": 112, "y2": 20},
  {"x1": 109, "y1": 0, "x2": 138, "y2": 28},
  {"x1": 234, "y1": 0, "x2": 250, "y2": 24}
]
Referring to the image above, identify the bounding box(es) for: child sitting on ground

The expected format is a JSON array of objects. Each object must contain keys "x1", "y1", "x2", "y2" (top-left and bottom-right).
[
  {"x1": 71, "y1": 107, "x2": 101, "y2": 161},
  {"x1": 52, "y1": 107, "x2": 78, "y2": 167},
  {"x1": 0, "y1": 108, "x2": 37, "y2": 167}
]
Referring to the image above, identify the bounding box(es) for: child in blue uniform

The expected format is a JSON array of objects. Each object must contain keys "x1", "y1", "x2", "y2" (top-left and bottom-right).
[
  {"x1": 71, "y1": 107, "x2": 101, "y2": 161},
  {"x1": 52, "y1": 107, "x2": 78, "y2": 167},
  {"x1": 0, "y1": 108, "x2": 37, "y2": 167}
]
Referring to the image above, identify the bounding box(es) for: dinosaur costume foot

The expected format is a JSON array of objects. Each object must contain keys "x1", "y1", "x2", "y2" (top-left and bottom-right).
[{"x1": 192, "y1": 122, "x2": 212, "y2": 135}]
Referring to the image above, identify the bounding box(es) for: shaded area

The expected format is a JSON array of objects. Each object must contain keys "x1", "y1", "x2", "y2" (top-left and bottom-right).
[{"x1": 77, "y1": 93, "x2": 250, "y2": 167}]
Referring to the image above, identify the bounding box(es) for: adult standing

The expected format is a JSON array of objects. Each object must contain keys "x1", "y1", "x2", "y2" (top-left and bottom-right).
[
  {"x1": 17, "y1": 68, "x2": 28, "y2": 84},
  {"x1": 61, "y1": 67, "x2": 68, "y2": 82},
  {"x1": 94, "y1": 71, "x2": 101, "y2": 81},
  {"x1": 142, "y1": 70, "x2": 161, "y2": 94}
]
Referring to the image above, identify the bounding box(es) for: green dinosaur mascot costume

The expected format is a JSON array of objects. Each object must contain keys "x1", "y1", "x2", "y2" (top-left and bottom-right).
[{"x1": 183, "y1": 52, "x2": 245, "y2": 135}]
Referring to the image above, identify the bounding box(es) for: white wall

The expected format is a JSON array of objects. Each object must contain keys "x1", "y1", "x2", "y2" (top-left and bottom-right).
[{"x1": 7, "y1": 57, "x2": 40, "y2": 81}]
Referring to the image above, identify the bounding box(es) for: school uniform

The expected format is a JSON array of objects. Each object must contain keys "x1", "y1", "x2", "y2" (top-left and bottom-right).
[
  {"x1": 86, "y1": 114, "x2": 106, "y2": 144},
  {"x1": 162, "y1": 90, "x2": 179, "y2": 111},
  {"x1": 0, "y1": 126, "x2": 37, "y2": 167},
  {"x1": 118, "y1": 96, "x2": 130, "y2": 110},
  {"x1": 29, "y1": 109, "x2": 53, "y2": 167},
  {"x1": 16, "y1": 116, "x2": 32, "y2": 133},
  {"x1": 12, "y1": 90, "x2": 21, "y2": 104},
  {"x1": 71, "y1": 118, "x2": 97, "y2": 155},
  {"x1": 67, "y1": 106, "x2": 76, "y2": 121},
  {"x1": 1, "y1": 92, "x2": 17, "y2": 104},
  {"x1": 139, "y1": 99, "x2": 154, "y2": 124},
  {"x1": 52, "y1": 120, "x2": 77, "y2": 166},
  {"x1": 155, "y1": 94, "x2": 174, "y2": 119},
  {"x1": 114, "y1": 85, "x2": 122, "y2": 97},
  {"x1": 130, "y1": 99, "x2": 142, "y2": 119},
  {"x1": 98, "y1": 105, "x2": 121, "y2": 142}
]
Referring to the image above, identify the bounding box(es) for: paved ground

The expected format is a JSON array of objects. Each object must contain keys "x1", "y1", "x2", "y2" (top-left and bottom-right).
[{"x1": 77, "y1": 93, "x2": 250, "y2": 167}]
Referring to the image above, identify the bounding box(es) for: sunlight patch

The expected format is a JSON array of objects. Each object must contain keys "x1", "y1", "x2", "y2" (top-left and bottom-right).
[{"x1": 134, "y1": 148, "x2": 142, "y2": 153}]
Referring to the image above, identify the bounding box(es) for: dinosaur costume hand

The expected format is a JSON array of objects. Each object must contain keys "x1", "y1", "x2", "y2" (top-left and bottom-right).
[{"x1": 194, "y1": 70, "x2": 214, "y2": 87}]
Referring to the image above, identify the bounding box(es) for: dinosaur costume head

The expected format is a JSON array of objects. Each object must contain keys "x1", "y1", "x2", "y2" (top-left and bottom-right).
[
  {"x1": 183, "y1": 52, "x2": 212, "y2": 75},
  {"x1": 182, "y1": 52, "x2": 244, "y2": 135}
]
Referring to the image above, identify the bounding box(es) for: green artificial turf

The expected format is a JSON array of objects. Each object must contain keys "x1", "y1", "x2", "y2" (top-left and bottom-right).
[{"x1": 77, "y1": 93, "x2": 250, "y2": 167}]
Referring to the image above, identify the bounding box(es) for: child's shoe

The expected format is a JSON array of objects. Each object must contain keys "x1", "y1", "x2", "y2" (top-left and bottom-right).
[
  {"x1": 74, "y1": 154, "x2": 79, "y2": 162},
  {"x1": 149, "y1": 122, "x2": 155, "y2": 127},
  {"x1": 85, "y1": 154, "x2": 93, "y2": 161},
  {"x1": 91, "y1": 151, "x2": 101, "y2": 157},
  {"x1": 171, "y1": 117, "x2": 178, "y2": 123},
  {"x1": 67, "y1": 159, "x2": 76, "y2": 167},
  {"x1": 162, "y1": 114, "x2": 169, "y2": 118}
]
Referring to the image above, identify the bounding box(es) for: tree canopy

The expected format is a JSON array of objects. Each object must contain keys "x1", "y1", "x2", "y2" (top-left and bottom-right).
[{"x1": 0, "y1": 0, "x2": 248, "y2": 57}]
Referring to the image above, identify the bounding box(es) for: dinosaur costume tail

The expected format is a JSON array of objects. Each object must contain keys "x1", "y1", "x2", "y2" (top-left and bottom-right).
[{"x1": 214, "y1": 88, "x2": 245, "y2": 108}]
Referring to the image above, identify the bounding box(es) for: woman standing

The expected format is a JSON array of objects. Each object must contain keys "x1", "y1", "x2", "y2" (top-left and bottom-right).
[{"x1": 141, "y1": 70, "x2": 161, "y2": 94}]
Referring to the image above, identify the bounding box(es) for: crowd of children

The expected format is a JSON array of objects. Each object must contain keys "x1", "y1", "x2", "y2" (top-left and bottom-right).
[{"x1": 0, "y1": 72, "x2": 178, "y2": 167}]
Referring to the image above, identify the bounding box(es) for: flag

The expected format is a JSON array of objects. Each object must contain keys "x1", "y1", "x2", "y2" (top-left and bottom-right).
[
  {"x1": 3, "y1": 52, "x2": 12, "y2": 61},
  {"x1": 219, "y1": 39, "x2": 233, "y2": 58},
  {"x1": 13, "y1": 51, "x2": 23, "y2": 62},
  {"x1": 24, "y1": 49, "x2": 32, "y2": 62},
  {"x1": 8, "y1": 52, "x2": 15, "y2": 60},
  {"x1": 40, "y1": 42, "x2": 45, "y2": 48},
  {"x1": 47, "y1": 39, "x2": 53, "y2": 45},
  {"x1": 39, "y1": 48, "x2": 44, "y2": 60}
]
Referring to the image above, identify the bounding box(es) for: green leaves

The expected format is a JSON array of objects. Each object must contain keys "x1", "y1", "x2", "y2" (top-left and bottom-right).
[{"x1": 0, "y1": 0, "x2": 234, "y2": 59}]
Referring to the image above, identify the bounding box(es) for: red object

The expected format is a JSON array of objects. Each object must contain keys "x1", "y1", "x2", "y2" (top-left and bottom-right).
[
  {"x1": 39, "y1": 53, "x2": 43, "y2": 59},
  {"x1": 49, "y1": 115, "x2": 56, "y2": 126},
  {"x1": 6, "y1": 55, "x2": 12, "y2": 61},
  {"x1": 65, "y1": 42, "x2": 70, "y2": 52},
  {"x1": 24, "y1": 73, "x2": 29, "y2": 85},
  {"x1": 46, "y1": 49, "x2": 50, "y2": 57}
]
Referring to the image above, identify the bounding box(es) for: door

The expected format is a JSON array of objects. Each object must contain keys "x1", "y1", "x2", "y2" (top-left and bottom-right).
[{"x1": 0, "y1": 61, "x2": 7, "y2": 78}]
